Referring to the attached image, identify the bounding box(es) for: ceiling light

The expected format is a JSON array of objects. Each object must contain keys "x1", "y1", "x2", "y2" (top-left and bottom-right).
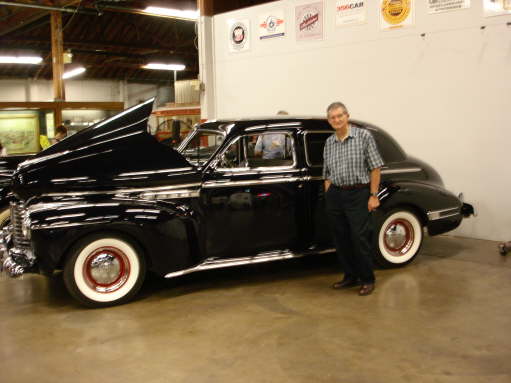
[
  {"x1": 63, "y1": 67, "x2": 86, "y2": 79},
  {"x1": 143, "y1": 63, "x2": 185, "y2": 71},
  {"x1": 0, "y1": 56, "x2": 42, "y2": 64},
  {"x1": 144, "y1": 7, "x2": 199, "y2": 20}
]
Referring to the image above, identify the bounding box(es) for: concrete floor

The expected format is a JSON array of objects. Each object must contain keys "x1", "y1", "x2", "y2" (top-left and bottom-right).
[{"x1": 0, "y1": 235, "x2": 510, "y2": 383}]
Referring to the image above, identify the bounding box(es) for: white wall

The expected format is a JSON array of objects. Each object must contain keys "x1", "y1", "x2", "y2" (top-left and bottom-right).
[
  {"x1": 211, "y1": 1, "x2": 511, "y2": 241},
  {"x1": 0, "y1": 79, "x2": 171, "y2": 107}
]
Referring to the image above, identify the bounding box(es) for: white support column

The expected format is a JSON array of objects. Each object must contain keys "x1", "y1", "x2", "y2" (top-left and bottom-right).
[
  {"x1": 198, "y1": 15, "x2": 216, "y2": 120},
  {"x1": 24, "y1": 78, "x2": 31, "y2": 101}
]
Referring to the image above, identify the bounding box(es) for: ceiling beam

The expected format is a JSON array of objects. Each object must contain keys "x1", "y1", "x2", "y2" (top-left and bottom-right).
[{"x1": 0, "y1": 1, "x2": 86, "y2": 37}]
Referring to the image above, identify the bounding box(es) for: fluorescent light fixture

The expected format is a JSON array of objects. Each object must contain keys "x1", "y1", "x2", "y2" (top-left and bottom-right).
[
  {"x1": 63, "y1": 67, "x2": 86, "y2": 79},
  {"x1": 0, "y1": 56, "x2": 42, "y2": 64},
  {"x1": 143, "y1": 63, "x2": 185, "y2": 71},
  {"x1": 144, "y1": 6, "x2": 199, "y2": 20}
]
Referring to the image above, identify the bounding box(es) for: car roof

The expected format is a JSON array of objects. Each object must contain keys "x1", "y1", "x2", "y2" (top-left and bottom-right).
[
  {"x1": 197, "y1": 117, "x2": 406, "y2": 162},
  {"x1": 198, "y1": 117, "x2": 381, "y2": 135}
]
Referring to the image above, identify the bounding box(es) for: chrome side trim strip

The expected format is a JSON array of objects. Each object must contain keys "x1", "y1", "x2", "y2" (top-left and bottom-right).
[
  {"x1": 202, "y1": 177, "x2": 301, "y2": 188},
  {"x1": 427, "y1": 207, "x2": 461, "y2": 221},
  {"x1": 119, "y1": 168, "x2": 193, "y2": 176},
  {"x1": 44, "y1": 183, "x2": 202, "y2": 197},
  {"x1": 164, "y1": 248, "x2": 335, "y2": 279},
  {"x1": 141, "y1": 189, "x2": 200, "y2": 200},
  {"x1": 381, "y1": 167, "x2": 422, "y2": 175}
]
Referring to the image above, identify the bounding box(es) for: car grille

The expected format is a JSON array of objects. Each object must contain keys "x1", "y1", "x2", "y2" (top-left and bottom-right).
[{"x1": 10, "y1": 202, "x2": 31, "y2": 249}]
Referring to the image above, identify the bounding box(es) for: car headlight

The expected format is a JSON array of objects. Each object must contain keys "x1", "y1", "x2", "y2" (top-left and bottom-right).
[{"x1": 21, "y1": 216, "x2": 31, "y2": 240}]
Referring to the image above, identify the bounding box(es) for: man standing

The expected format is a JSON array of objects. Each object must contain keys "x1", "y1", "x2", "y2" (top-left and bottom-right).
[{"x1": 323, "y1": 102, "x2": 384, "y2": 296}]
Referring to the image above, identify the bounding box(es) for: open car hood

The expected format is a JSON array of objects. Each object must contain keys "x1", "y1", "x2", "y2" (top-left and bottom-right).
[{"x1": 12, "y1": 99, "x2": 196, "y2": 200}]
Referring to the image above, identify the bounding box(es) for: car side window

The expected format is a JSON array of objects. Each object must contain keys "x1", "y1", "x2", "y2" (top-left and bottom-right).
[
  {"x1": 304, "y1": 132, "x2": 332, "y2": 167},
  {"x1": 248, "y1": 132, "x2": 293, "y2": 168},
  {"x1": 217, "y1": 132, "x2": 294, "y2": 170}
]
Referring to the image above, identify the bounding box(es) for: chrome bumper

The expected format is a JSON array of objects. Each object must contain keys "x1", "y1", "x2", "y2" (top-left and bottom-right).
[{"x1": 0, "y1": 227, "x2": 35, "y2": 278}]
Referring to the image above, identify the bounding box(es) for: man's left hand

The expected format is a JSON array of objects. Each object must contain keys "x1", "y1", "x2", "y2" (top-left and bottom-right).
[{"x1": 368, "y1": 196, "x2": 380, "y2": 212}]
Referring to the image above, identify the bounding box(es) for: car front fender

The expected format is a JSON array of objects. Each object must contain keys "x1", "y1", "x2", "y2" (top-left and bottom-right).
[{"x1": 26, "y1": 197, "x2": 201, "y2": 276}]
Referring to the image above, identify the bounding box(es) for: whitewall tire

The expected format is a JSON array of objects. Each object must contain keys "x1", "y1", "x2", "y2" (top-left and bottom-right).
[
  {"x1": 375, "y1": 209, "x2": 423, "y2": 268},
  {"x1": 64, "y1": 234, "x2": 146, "y2": 307}
]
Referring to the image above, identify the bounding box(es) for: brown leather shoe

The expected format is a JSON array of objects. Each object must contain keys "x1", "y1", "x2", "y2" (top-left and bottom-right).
[
  {"x1": 358, "y1": 283, "x2": 375, "y2": 296},
  {"x1": 332, "y1": 278, "x2": 359, "y2": 289}
]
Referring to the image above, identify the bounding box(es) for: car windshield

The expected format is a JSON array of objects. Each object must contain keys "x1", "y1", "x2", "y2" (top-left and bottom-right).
[{"x1": 179, "y1": 129, "x2": 225, "y2": 166}]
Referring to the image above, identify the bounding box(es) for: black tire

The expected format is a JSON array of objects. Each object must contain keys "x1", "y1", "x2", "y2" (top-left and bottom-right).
[
  {"x1": 374, "y1": 208, "x2": 423, "y2": 268},
  {"x1": 63, "y1": 233, "x2": 146, "y2": 308}
]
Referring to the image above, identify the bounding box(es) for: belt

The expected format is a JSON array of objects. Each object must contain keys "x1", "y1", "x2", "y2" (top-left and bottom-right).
[{"x1": 332, "y1": 183, "x2": 369, "y2": 190}]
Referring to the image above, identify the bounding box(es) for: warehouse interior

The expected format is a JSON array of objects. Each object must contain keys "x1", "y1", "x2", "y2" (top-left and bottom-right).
[{"x1": 0, "y1": 1, "x2": 510, "y2": 382}]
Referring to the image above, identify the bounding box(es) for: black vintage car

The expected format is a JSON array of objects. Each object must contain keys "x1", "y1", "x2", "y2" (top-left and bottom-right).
[
  {"x1": 0, "y1": 155, "x2": 32, "y2": 227},
  {"x1": 0, "y1": 99, "x2": 473, "y2": 307}
]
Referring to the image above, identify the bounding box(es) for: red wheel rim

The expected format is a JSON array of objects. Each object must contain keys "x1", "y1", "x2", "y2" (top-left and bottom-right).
[
  {"x1": 83, "y1": 246, "x2": 131, "y2": 293},
  {"x1": 383, "y1": 218, "x2": 415, "y2": 256}
]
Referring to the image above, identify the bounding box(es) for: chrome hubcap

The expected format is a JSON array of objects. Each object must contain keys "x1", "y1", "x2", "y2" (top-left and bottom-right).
[
  {"x1": 90, "y1": 253, "x2": 121, "y2": 285},
  {"x1": 84, "y1": 247, "x2": 130, "y2": 293},
  {"x1": 384, "y1": 219, "x2": 414, "y2": 256}
]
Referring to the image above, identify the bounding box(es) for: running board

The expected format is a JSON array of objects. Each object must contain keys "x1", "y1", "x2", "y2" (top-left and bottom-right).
[{"x1": 164, "y1": 248, "x2": 336, "y2": 279}]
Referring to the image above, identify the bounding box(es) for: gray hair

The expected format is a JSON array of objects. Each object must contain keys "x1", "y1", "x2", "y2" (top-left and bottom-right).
[{"x1": 326, "y1": 102, "x2": 348, "y2": 116}]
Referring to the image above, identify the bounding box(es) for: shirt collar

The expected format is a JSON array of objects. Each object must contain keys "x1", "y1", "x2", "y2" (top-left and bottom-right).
[{"x1": 334, "y1": 124, "x2": 356, "y2": 142}]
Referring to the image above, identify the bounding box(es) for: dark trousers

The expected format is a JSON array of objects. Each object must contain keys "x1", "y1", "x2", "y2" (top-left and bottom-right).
[{"x1": 325, "y1": 185, "x2": 375, "y2": 284}]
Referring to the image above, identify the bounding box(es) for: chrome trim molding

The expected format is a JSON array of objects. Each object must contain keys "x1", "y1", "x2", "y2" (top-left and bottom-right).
[
  {"x1": 118, "y1": 168, "x2": 193, "y2": 177},
  {"x1": 381, "y1": 167, "x2": 422, "y2": 175},
  {"x1": 202, "y1": 177, "x2": 301, "y2": 189},
  {"x1": 44, "y1": 182, "x2": 202, "y2": 197},
  {"x1": 141, "y1": 189, "x2": 200, "y2": 200},
  {"x1": 427, "y1": 207, "x2": 461, "y2": 221},
  {"x1": 164, "y1": 248, "x2": 335, "y2": 279}
]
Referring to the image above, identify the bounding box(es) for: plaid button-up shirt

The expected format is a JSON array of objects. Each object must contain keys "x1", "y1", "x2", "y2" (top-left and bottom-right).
[{"x1": 323, "y1": 126, "x2": 384, "y2": 186}]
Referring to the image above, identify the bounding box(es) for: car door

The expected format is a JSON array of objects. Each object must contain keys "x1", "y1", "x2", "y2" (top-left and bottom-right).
[
  {"x1": 301, "y1": 129, "x2": 335, "y2": 250},
  {"x1": 200, "y1": 131, "x2": 306, "y2": 259}
]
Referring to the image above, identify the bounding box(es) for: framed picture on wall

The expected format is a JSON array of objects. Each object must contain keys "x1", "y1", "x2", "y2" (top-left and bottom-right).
[
  {"x1": 296, "y1": 1, "x2": 324, "y2": 41},
  {"x1": 0, "y1": 113, "x2": 40, "y2": 154},
  {"x1": 335, "y1": 0, "x2": 367, "y2": 26},
  {"x1": 228, "y1": 19, "x2": 251, "y2": 53},
  {"x1": 427, "y1": 0, "x2": 470, "y2": 14},
  {"x1": 259, "y1": 10, "x2": 286, "y2": 40},
  {"x1": 379, "y1": 0, "x2": 415, "y2": 30}
]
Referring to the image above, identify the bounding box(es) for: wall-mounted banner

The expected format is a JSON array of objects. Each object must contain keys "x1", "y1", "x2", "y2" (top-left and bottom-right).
[
  {"x1": 229, "y1": 19, "x2": 250, "y2": 53},
  {"x1": 336, "y1": 0, "x2": 367, "y2": 26},
  {"x1": 483, "y1": 0, "x2": 511, "y2": 17},
  {"x1": 259, "y1": 10, "x2": 286, "y2": 40},
  {"x1": 296, "y1": 2, "x2": 324, "y2": 41},
  {"x1": 428, "y1": 0, "x2": 470, "y2": 13},
  {"x1": 380, "y1": 0, "x2": 414, "y2": 30}
]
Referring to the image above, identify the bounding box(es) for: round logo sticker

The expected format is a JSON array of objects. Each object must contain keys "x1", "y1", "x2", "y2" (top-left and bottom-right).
[
  {"x1": 381, "y1": 0, "x2": 411, "y2": 25},
  {"x1": 230, "y1": 21, "x2": 248, "y2": 50}
]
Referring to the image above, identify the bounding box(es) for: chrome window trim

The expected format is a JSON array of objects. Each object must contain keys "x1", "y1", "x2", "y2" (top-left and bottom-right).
[
  {"x1": 177, "y1": 126, "x2": 227, "y2": 161},
  {"x1": 213, "y1": 130, "x2": 297, "y2": 172},
  {"x1": 303, "y1": 130, "x2": 334, "y2": 168},
  {"x1": 177, "y1": 127, "x2": 227, "y2": 154}
]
